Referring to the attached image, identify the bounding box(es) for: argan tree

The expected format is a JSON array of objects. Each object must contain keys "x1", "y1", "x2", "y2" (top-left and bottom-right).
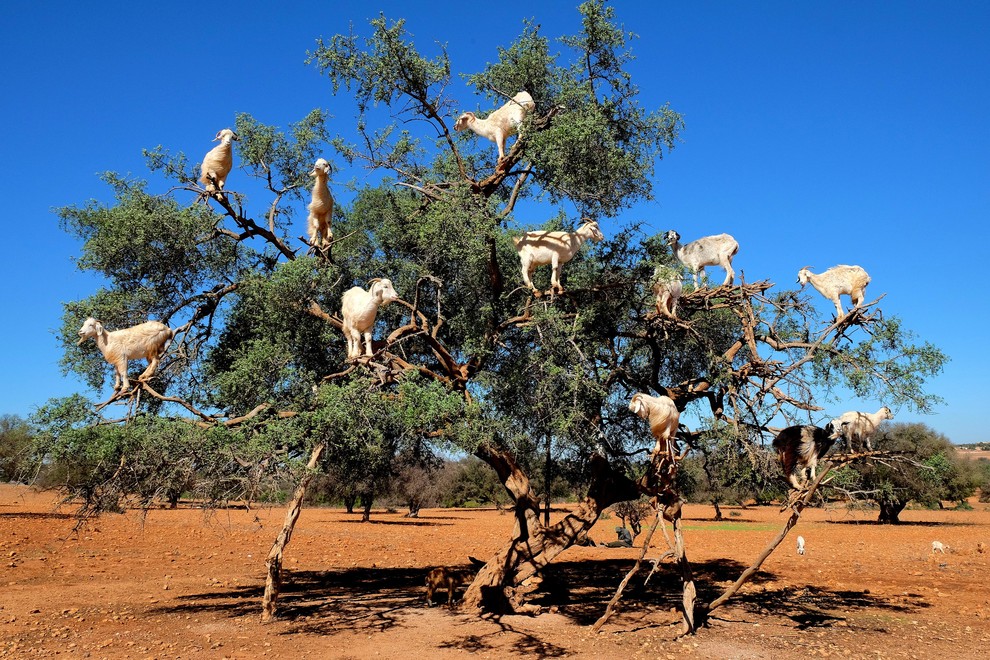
[
  {"x1": 37, "y1": 0, "x2": 946, "y2": 634},
  {"x1": 830, "y1": 422, "x2": 978, "y2": 523}
]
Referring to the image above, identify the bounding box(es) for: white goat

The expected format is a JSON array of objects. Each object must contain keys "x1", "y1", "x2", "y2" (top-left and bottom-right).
[
  {"x1": 833, "y1": 406, "x2": 893, "y2": 452},
  {"x1": 772, "y1": 424, "x2": 838, "y2": 490},
  {"x1": 341, "y1": 279, "x2": 400, "y2": 358},
  {"x1": 666, "y1": 230, "x2": 739, "y2": 287},
  {"x1": 797, "y1": 265, "x2": 871, "y2": 318},
  {"x1": 77, "y1": 317, "x2": 174, "y2": 392},
  {"x1": 796, "y1": 535, "x2": 806, "y2": 555},
  {"x1": 513, "y1": 219, "x2": 604, "y2": 295},
  {"x1": 454, "y1": 91, "x2": 535, "y2": 160},
  {"x1": 931, "y1": 540, "x2": 946, "y2": 554},
  {"x1": 629, "y1": 392, "x2": 680, "y2": 459},
  {"x1": 307, "y1": 158, "x2": 334, "y2": 250},
  {"x1": 199, "y1": 128, "x2": 239, "y2": 197},
  {"x1": 652, "y1": 267, "x2": 683, "y2": 318}
]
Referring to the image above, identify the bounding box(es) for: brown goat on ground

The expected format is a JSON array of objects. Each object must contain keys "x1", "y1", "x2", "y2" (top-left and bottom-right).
[{"x1": 425, "y1": 557, "x2": 485, "y2": 608}]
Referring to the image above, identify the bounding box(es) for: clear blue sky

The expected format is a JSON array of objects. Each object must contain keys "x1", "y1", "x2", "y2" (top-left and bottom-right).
[{"x1": 1, "y1": 1, "x2": 987, "y2": 442}]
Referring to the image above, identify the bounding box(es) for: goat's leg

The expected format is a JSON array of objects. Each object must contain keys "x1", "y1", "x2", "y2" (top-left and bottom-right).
[
  {"x1": 113, "y1": 359, "x2": 129, "y2": 391},
  {"x1": 520, "y1": 261, "x2": 537, "y2": 293},
  {"x1": 138, "y1": 356, "x2": 159, "y2": 382},
  {"x1": 722, "y1": 261, "x2": 734, "y2": 286},
  {"x1": 363, "y1": 331, "x2": 374, "y2": 357},
  {"x1": 550, "y1": 255, "x2": 563, "y2": 294}
]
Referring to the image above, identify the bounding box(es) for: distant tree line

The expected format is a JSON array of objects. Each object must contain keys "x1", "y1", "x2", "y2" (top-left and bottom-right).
[{"x1": 6, "y1": 413, "x2": 988, "y2": 521}]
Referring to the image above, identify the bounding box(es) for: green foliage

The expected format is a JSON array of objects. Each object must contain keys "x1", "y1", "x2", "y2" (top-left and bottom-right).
[
  {"x1": 440, "y1": 456, "x2": 510, "y2": 508},
  {"x1": 234, "y1": 109, "x2": 331, "y2": 198},
  {"x1": 0, "y1": 415, "x2": 33, "y2": 483},
  {"x1": 821, "y1": 317, "x2": 948, "y2": 413}
]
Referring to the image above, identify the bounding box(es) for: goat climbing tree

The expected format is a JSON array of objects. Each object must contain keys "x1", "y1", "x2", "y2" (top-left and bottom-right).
[{"x1": 39, "y1": 0, "x2": 946, "y2": 633}]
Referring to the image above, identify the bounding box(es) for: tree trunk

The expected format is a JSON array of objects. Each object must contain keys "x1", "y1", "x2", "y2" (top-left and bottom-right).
[
  {"x1": 543, "y1": 432, "x2": 552, "y2": 527},
  {"x1": 360, "y1": 492, "x2": 374, "y2": 522},
  {"x1": 658, "y1": 493, "x2": 697, "y2": 634},
  {"x1": 261, "y1": 442, "x2": 326, "y2": 622},
  {"x1": 712, "y1": 499, "x2": 723, "y2": 521},
  {"x1": 405, "y1": 500, "x2": 421, "y2": 518},
  {"x1": 343, "y1": 493, "x2": 356, "y2": 513},
  {"x1": 462, "y1": 447, "x2": 639, "y2": 613},
  {"x1": 878, "y1": 500, "x2": 907, "y2": 524}
]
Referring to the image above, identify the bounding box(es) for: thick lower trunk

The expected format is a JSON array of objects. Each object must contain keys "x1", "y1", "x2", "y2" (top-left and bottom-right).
[
  {"x1": 878, "y1": 500, "x2": 907, "y2": 524},
  {"x1": 667, "y1": 499, "x2": 697, "y2": 634},
  {"x1": 462, "y1": 447, "x2": 638, "y2": 613},
  {"x1": 360, "y1": 492, "x2": 373, "y2": 522},
  {"x1": 712, "y1": 499, "x2": 723, "y2": 521}
]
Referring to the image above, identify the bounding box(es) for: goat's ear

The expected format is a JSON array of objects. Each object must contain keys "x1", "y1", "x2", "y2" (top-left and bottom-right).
[
  {"x1": 95, "y1": 322, "x2": 105, "y2": 336},
  {"x1": 213, "y1": 131, "x2": 223, "y2": 141}
]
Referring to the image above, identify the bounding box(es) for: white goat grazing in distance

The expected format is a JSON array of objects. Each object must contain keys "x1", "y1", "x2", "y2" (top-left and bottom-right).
[
  {"x1": 199, "y1": 128, "x2": 239, "y2": 197},
  {"x1": 797, "y1": 265, "x2": 871, "y2": 318},
  {"x1": 833, "y1": 406, "x2": 893, "y2": 452},
  {"x1": 797, "y1": 536, "x2": 806, "y2": 556},
  {"x1": 341, "y1": 279, "x2": 400, "y2": 359},
  {"x1": 772, "y1": 424, "x2": 839, "y2": 490},
  {"x1": 307, "y1": 158, "x2": 334, "y2": 250},
  {"x1": 455, "y1": 91, "x2": 535, "y2": 160},
  {"x1": 629, "y1": 392, "x2": 680, "y2": 459},
  {"x1": 513, "y1": 219, "x2": 605, "y2": 296},
  {"x1": 652, "y1": 267, "x2": 683, "y2": 318},
  {"x1": 666, "y1": 230, "x2": 739, "y2": 287},
  {"x1": 77, "y1": 317, "x2": 174, "y2": 392}
]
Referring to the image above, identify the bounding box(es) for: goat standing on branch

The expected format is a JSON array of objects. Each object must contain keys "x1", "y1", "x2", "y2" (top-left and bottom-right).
[
  {"x1": 772, "y1": 424, "x2": 839, "y2": 490},
  {"x1": 666, "y1": 230, "x2": 738, "y2": 288},
  {"x1": 513, "y1": 219, "x2": 604, "y2": 296},
  {"x1": 198, "y1": 128, "x2": 239, "y2": 199},
  {"x1": 341, "y1": 279, "x2": 400, "y2": 359},
  {"x1": 77, "y1": 317, "x2": 174, "y2": 392},
  {"x1": 454, "y1": 91, "x2": 535, "y2": 161},
  {"x1": 629, "y1": 392, "x2": 680, "y2": 460},
  {"x1": 833, "y1": 406, "x2": 893, "y2": 452},
  {"x1": 307, "y1": 158, "x2": 334, "y2": 251},
  {"x1": 652, "y1": 267, "x2": 683, "y2": 318},
  {"x1": 797, "y1": 265, "x2": 870, "y2": 318}
]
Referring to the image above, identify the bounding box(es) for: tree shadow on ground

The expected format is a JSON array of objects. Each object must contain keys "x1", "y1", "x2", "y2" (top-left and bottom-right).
[
  {"x1": 437, "y1": 618, "x2": 569, "y2": 657},
  {"x1": 823, "y1": 519, "x2": 976, "y2": 527},
  {"x1": 157, "y1": 556, "x2": 930, "y2": 642},
  {"x1": 336, "y1": 519, "x2": 454, "y2": 527},
  {"x1": 0, "y1": 511, "x2": 76, "y2": 520}
]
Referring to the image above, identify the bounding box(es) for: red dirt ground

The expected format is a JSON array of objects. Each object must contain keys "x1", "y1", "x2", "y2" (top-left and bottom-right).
[{"x1": 1, "y1": 484, "x2": 988, "y2": 659}]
